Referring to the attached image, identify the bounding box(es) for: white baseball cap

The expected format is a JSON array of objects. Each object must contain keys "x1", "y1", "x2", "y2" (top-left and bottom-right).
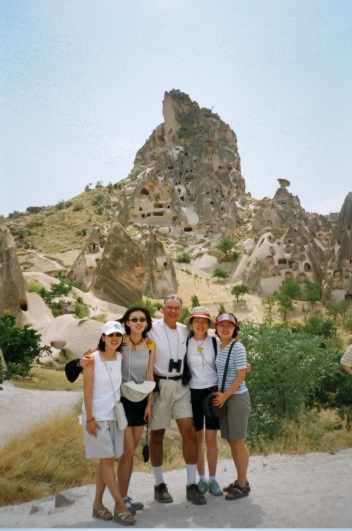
[{"x1": 102, "y1": 321, "x2": 125, "y2": 335}]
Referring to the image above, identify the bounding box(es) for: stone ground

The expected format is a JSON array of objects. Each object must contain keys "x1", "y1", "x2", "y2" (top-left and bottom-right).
[{"x1": 0, "y1": 451, "x2": 351, "y2": 528}]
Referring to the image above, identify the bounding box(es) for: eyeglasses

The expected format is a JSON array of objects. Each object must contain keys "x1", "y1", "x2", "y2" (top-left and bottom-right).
[
  {"x1": 107, "y1": 332, "x2": 123, "y2": 337},
  {"x1": 128, "y1": 317, "x2": 147, "y2": 323},
  {"x1": 164, "y1": 306, "x2": 182, "y2": 311}
]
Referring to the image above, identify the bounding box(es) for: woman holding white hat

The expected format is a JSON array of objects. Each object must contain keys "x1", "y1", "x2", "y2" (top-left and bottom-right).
[
  {"x1": 183, "y1": 307, "x2": 223, "y2": 497},
  {"x1": 212, "y1": 312, "x2": 251, "y2": 501},
  {"x1": 80, "y1": 307, "x2": 156, "y2": 515},
  {"x1": 82, "y1": 321, "x2": 135, "y2": 525}
]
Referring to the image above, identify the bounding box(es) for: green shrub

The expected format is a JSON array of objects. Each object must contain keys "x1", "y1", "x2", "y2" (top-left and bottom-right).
[
  {"x1": 56, "y1": 200, "x2": 65, "y2": 210},
  {"x1": 191, "y1": 295, "x2": 200, "y2": 308},
  {"x1": 73, "y1": 202, "x2": 84, "y2": 212},
  {"x1": 231, "y1": 283, "x2": 249, "y2": 302},
  {"x1": 75, "y1": 304, "x2": 90, "y2": 319},
  {"x1": 133, "y1": 299, "x2": 157, "y2": 318},
  {"x1": 0, "y1": 315, "x2": 51, "y2": 383},
  {"x1": 64, "y1": 201, "x2": 72, "y2": 208},
  {"x1": 175, "y1": 252, "x2": 191, "y2": 263},
  {"x1": 28, "y1": 281, "x2": 42, "y2": 294},
  {"x1": 76, "y1": 227, "x2": 87, "y2": 236},
  {"x1": 211, "y1": 267, "x2": 228, "y2": 282},
  {"x1": 95, "y1": 181, "x2": 104, "y2": 188}
]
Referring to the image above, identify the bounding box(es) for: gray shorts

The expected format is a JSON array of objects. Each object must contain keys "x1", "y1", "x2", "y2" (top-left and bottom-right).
[
  {"x1": 149, "y1": 379, "x2": 193, "y2": 430},
  {"x1": 83, "y1": 420, "x2": 124, "y2": 459},
  {"x1": 219, "y1": 391, "x2": 251, "y2": 440}
]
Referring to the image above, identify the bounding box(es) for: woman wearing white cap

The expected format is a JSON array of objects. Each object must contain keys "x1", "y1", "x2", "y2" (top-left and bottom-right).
[
  {"x1": 212, "y1": 312, "x2": 251, "y2": 501},
  {"x1": 82, "y1": 321, "x2": 135, "y2": 525},
  {"x1": 183, "y1": 307, "x2": 223, "y2": 497},
  {"x1": 79, "y1": 307, "x2": 156, "y2": 516}
]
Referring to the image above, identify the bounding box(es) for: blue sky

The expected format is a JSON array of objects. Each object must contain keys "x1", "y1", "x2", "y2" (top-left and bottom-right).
[{"x1": 1, "y1": 0, "x2": 351, "y2": 217}]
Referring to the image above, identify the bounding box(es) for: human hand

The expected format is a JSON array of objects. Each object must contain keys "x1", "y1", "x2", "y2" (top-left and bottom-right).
[
  {"x1": 86, "y1": 419, "x2": 101, "y2": 437},
  {"x1": 246, "y1": 362, "x2": 251, "y2": 373},
  {"x1": 212, "y1": 392, "x2": 227, "y2": 408},
  {"x1": 81, "y1": 351, "x2": 95, "y2": 368},
  {"x1": 143, "y1": 403, "x2": 152, "y2": 422}
]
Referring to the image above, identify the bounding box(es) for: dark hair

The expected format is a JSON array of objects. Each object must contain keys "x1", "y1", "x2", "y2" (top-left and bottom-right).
[
  {"x1": 215, "y1": 327, "x2": 238, "y2": 339},
  {"x1": 118, "y1": 306, "x2": 152, "y2": 337},
  {"x1": 98, "y1": 335, "x2": 124, "y2": 352}
]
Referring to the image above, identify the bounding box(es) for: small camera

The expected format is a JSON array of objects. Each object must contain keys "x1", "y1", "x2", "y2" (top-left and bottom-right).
[{"x1": 168, "y1": 359, "x2": 182, "y2": 372}]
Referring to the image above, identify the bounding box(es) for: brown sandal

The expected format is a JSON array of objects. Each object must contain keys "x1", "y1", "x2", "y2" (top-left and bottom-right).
[
  {"x1": 92, "y1": 507, "x2": 113, "y2": 521},
  {"x1": 225, "y1": 485, "x2": 249, "y2": 501},
  {"x1": 223, "y1": 479, "x2": 250, "y2": 493}
]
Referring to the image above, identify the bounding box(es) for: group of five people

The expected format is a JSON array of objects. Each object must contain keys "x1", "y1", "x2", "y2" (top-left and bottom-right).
[{"x1": 67, "y1": 294, "x2": 251, "y2": 525}]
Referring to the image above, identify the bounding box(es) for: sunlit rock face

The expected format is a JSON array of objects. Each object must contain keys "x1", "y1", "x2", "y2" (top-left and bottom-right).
[
  {"x1": 230, "y1": 180, "x2": 335, "y2": 297},
  {"x1": 117, "y1": 89, "x2": 246, "y2": 243},
  {"x1": 0, "y1": 222, "x2": 28, "y2": 317},
  {"x1": 90, "y1": 222, "x2": 146, "y2": 308},
  {"x1": 67, "y1": 227, "x2": 105, "y2": 289},
  {"x1": 322, "y1": 192, "x2": 352, "y2": 303}
]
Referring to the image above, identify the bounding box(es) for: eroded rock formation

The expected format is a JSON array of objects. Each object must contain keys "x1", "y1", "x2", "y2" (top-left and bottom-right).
[
  {"x1": 322, "y1": 192, "x2": 352, "y2": 302},
  {"x1": 138, "y1": 231, "x2": 178, "y2": 298},
  {"x1": 231, "y1": 180, "x2": 334, "y2": 295},
  {"x1": 90, "y1": 222, "x2": 146, "y2": 307},
  {"x1": 67, "y1": 227, "x2": 105, "y2": 289},
  {"x1": 0, "y1": 222, "x2": 28, "y2": 317},
  {"x1": 116, "y1": 90, "x2": 246, "y2": 243}
]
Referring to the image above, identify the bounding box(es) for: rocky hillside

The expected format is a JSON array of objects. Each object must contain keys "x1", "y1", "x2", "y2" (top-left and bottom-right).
[{"x1": 2, "y1": 89, "x2": 352, "y2": 308}]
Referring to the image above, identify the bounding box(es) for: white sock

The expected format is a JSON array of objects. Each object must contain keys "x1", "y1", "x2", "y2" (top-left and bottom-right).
[
  {"x1": 153, "y1": 466, "x2": 164, "y2": 486},
  {"x1": 199, "y1": 474, "x2": 207, "y2": 481},
  {"x1": 209, "y1": 476, "x2": 216, "y2": 482},
  {"x1": 186, "y1": 464, "x2": 197, "y2": 486},
  {"x1": 123, "y1": 497, "x2": 131, "y2": 507}
]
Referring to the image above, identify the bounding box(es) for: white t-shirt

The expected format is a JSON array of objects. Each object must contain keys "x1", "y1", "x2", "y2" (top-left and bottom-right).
[
  {"x1": 148, "y1": 319, "x2": 188, "y2": 376},
  {"x1": 82, "y1": 350, "x2": 122, "y2": 421},
  {"x1": 187, "y1": 336, "x2": 219, "y2": 389}
]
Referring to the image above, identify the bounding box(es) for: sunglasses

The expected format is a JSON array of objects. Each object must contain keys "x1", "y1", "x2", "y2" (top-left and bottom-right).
[
  {"x1": 107, "y1": 332, "x2": 123, "y2": 337},
  {"x1": 128, "y1": 317, "x2": 147, "y2": 323}
]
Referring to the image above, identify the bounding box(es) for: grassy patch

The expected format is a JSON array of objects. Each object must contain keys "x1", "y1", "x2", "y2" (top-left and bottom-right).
[{"x1": 12, "y1": 366, "x2": 83, "y2": 392}]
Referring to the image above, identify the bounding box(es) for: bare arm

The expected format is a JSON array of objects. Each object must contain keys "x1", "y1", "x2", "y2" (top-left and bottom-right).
[
  {"x1": 144, "y1": 345, "x2": 156, "y2": 422},
  {"x1": 341, "y1": 362, "x2": 352, "y2": 375},
  {"x1": 83, "y1": 365, "x2": 101, "y2": 436},
  {"x1": 213, "y1": 368, "x2": 247, "y2": 408}
]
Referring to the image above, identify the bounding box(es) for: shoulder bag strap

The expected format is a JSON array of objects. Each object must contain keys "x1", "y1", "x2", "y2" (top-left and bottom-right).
[
  {"x1": 220, "y1": 340, "x2": 236, "y2": 393},
  {"x1": 100, "y1": 353, "x2": 119, "y2": 402}
]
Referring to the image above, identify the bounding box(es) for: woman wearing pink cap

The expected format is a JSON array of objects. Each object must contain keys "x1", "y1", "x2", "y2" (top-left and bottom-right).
[{"x1": 212, "y1": 312, "x2": 251, "y2": 501}]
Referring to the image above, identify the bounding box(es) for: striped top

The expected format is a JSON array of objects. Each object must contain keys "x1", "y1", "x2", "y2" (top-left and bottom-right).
[
  {"x1": 215, "y1": 339, "x2": 248, "y2": 395},
  {"x1": 341, "y1": 344, "x2": 352, "y2": 367}
]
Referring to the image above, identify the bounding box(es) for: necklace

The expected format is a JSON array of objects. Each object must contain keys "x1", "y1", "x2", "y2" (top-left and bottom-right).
[
  {"x1": 129, "y1": 337, "x2": 144, "y2": 350},
  {"x1": 195, "y1": 339, "x2": 206, "y2": 354}
]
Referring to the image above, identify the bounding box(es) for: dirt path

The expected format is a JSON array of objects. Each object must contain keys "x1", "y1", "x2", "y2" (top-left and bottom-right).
[
  {"x1": 0, "y1": 381, "x2": 82, "y2": 449},
  {"x1": 0, "y1": 450, "x2": 351, "y2": 527}
]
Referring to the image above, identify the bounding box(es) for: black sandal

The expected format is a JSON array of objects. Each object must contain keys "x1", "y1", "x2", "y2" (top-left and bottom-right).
[
  {"x1": 225, "y1": 485, "x2": 249, "y2": 501},
  {"x1": 223, "y1": 480, "x2": 250, "y2": 493}
]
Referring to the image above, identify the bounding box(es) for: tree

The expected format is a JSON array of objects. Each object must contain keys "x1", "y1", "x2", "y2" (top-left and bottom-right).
[
  {"x1": 179, "y1": 307, "x2": 191, "y2": 324},
  {"x1": 231, "y1": 283, "x2": 250, "y2": 303},
  {"x1": 191, "y1": 295, "x2": 200, "y2": 308},
  {"x1": 0, "y1": 315, "x2": 51, "y2": 383},
  {"x1": 216, "y1": 237, "x2": 238, "y2": 259},
  {"x1": 218, "y1": 302, "x2": 226, "y2": 314},
  {"x1": 211, "y1": 267, "x2": 228, "y2": 282},
  {"x1": 303, "y1": 281, "x2": 321, "y2": 309},
  {"x1": 240, "y1": 322, "x2": 337, "y2": 437},
  {"x1": 276, "y1": 293, "x2": 294, "y2": 321},
  {"x1": 279, "y1": 279, "x2": 301, "y2": 300},
  {"x1": 262, "y1": 295, "x2": 276, "y2": 315}
]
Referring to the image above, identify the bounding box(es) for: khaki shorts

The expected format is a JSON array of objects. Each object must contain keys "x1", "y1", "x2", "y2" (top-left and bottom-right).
[
  {"x1": 219, "y1": 392, "x2": 251, "y2": 440},
  {"x1": 149, "y1": 379, "x2": 193, "y2": 430},
  {"x1": 83, "y1": 420, "x2": 124, "y2": 459}
]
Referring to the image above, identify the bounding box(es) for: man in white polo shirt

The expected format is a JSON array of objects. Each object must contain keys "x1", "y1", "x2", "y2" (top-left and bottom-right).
[
  {"x1": 341, "y1": 344, "x2": 352, "y2": 375},
  {"x1": 148, "y1": 294, "x2": 206, "y2": 506}
]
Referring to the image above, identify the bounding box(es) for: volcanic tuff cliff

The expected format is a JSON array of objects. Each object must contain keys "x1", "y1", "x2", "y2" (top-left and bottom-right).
[
  {"x1": 116, "y1": 89, "x2": 246, "y2": 243},
  {"x1": 4, "y1": 90, "x2": 352, "y2": 309}
]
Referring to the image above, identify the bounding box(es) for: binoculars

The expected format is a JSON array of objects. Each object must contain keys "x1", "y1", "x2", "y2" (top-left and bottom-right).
[{"x1": 168, "y1": 359, "x2": 182, "y2": 372}]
